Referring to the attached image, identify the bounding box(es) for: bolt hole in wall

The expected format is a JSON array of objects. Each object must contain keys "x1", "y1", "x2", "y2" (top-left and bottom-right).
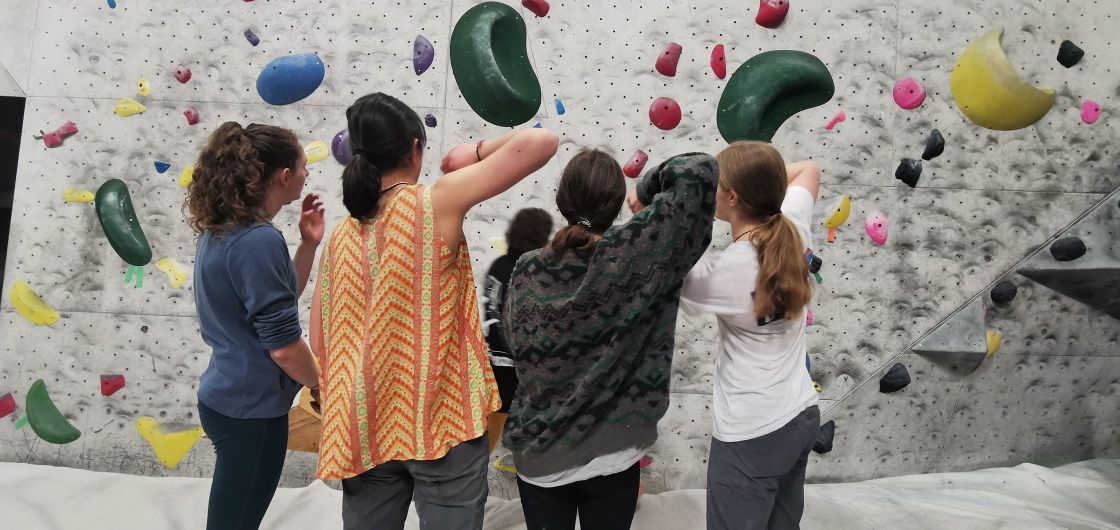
[{"x1": 0, "y1": 95, "x2": 25, "y2": 292}]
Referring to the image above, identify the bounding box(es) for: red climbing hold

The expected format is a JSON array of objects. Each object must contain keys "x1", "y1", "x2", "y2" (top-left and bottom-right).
[
  {"x1": 649, "y1": 97, "x2": 682, "y2": 130},
  {"x1": 521, "y1": 0, "x2": 549, "y2": 17},
  {"x1": 0, "y1": 392, "x2": 15, "y2": 419},
  {"x1": 100, "y1": 374, "x2": 125, "y2": 397},
  {"x1": 710, "y1": 44, "x2": 726, "y2": 79},
  {"x1": 824, "y1": 111, "x2": 846, "y2": 131},
  {"x1": 656, "y1": 42, "x2": 683, "y2": 77},
  {"x1": 184, "y1": 107, "x2": 200, "y2": 125},
  {"x1": 36, "y1": 121, "x2": 78, "y2": 148},
  {"x1": 623, "y1": 149, "x2": 649, "y2": 178},
  {"x1": 172, "y1": 65, "x2": 192, "y2": 84},
  {"x1": 755, "y1": 0, "x2": 790, "y2": 28}
]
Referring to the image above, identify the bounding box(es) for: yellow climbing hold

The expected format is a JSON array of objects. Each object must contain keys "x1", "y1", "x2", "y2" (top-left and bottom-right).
[
  {"x1": 137, "y1": 76, "x2": 151, "y2": 97},
  {"x1": 114, "y1": 97, "x2": 146, "y2": 117},
  {"x1": 178, "y1": 166, "x2": 194, "y2": 188},
  {"x1": 986, "y1": 330, "x2": 1002, "y2": 356},
  {"x1": 493, "y1": 453, "x2": 517, "y2": 473},
  {"x1": 489, "y1": 237, "x2": 509, "y2": 256},
  {"x1": 63, "y1": 187, "x2": 95, "y2": 203},
  {"x1": 9, "y1": 281, "x2": 59, "y2": 326},
  {"x1": 813, "y1": 382, "x2": 823, "y2": 393},
  {"x1": 950, "y1": 29, "x2": 1056, "y2": 131},
  {"x1": 823, "y1": 195, "x2": 851, "y2": 228},
  {"x1": 304, "y1": 140, "x2": 329, "y2": 164},
  {"x1": 155, "y1": 257, "x2": 188, "y2": 288},
  {"x1": 135, "y1": 417, "x2": 204, "y2": 469}
]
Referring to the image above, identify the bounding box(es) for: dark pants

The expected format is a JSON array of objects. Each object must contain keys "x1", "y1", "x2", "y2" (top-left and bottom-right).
[
  {"x1": 516, "y1": 462, "x2": 641, "y2": 530},
  {"x1": 341, "y1": 435, "x2": 489, "y2": 530},
  {"x1": 197, "y1": 401, "x2": 289, "y2": 530},
  {"x1": 707, "y1": 406, "x2": 820, "y2": 530}
]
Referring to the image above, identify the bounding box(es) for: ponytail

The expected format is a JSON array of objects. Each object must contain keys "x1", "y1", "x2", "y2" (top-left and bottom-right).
[
  {"x1": 549, "y1": 223, "x2": 597, "y2": 256},
  {"x1": 750, "y1": 213, "x2": 812, "y2": 320},
  {"x1": 342, "y1": 93, "x2": 427, "y2": 222},
  {"x1": 342, "y1": 151, "x2": 382, "y2": 220}
]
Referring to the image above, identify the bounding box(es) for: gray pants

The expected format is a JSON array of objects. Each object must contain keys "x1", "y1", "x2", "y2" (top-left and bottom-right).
[
  {"x1": 342, "y1": 436, "x2": 488, "y2": 530},
  {"x1": 707, "y1": 406, "x2": 820, "y2": 530}
]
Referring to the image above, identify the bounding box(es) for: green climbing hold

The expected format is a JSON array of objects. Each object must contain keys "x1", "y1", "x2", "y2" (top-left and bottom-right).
[
  {"x1": 25, "y1": 379, "x2": 81, "y2": 444},
  {"x1": 716, "y1": 50, "x2": 835, "y2": 143},
  {"x1": 450, "y1": 2, "x2": 541, "y2": 126},
  {"x1": 95, "y1": 179, "x2": 152, "y2": 267}
]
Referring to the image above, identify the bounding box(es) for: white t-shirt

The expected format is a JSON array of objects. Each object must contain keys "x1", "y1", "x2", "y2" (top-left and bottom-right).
[
  {"x1": 517, "y1": 445, "x2": 649, "y2": 488},
  {"x1": 680, "y1": 186, "x2": 819, "y2": 443}
]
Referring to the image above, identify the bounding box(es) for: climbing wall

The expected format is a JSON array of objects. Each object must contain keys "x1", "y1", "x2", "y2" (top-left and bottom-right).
[{"x1": 1, "y1": 0, "x2": 1118, "y2": 493}]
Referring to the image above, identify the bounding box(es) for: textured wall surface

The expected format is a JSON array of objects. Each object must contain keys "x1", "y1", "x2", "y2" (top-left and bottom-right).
[{"x1": 0, "y1": 0, "x2": 1117, "y2": 494}]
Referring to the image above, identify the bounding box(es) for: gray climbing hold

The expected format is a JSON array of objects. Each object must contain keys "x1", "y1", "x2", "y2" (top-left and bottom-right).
[
  {"x1": 1049, "y1": 236, "x2": 1086, "y2": 262},
  {"x1": 912, "y1": 297, "x2": 987, "y2": 373},
  {"x1": 990, "y1": 280, "x2": 1018, "y2": 304},
  {"x1": 879, "y1": 362, "x2": 911, "y2": 393},
  {"x1": 1057, "y1": 40, "x2": 1084, "y2": 68},
  {"x1": 895, "y1": 158, "x2": 922, "y2": 187},
  {"x1": 922, "y1": 129, "x2": 944, "y2": 161},
  {"x1": 813, "y1": 420, "x2": 835, "y2": 454}
]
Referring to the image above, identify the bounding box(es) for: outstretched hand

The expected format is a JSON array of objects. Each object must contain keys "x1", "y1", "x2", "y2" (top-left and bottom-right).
[
  {"x1": 299, "y1": 193, "x2": 326, "y2": 245},
  {"x1": 440, "y1": 143, "x2": 480, "y2": 174}
]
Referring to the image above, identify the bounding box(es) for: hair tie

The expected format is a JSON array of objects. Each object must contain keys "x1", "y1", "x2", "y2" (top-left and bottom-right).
[
  {"x1": 352, "y1": 148, "x2": 367, "y2": 158},
  {"x1": 575, "y1": 218, "x2": 592, "y2": 228}
]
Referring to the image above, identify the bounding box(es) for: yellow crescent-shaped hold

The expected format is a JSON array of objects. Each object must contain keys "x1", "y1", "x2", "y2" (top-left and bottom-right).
[
  {"x1": 950, "y1": 29, "x2": 1056, "y2": 131},
  {"x1": 155, "y1": 257, "x2": 189, "y2": 289},
  {"x1": 114, "y1": 97, "x2": 147, "y2": 117},
  {"x1": 986, "y1": 330, "x2": 1002, "y2": 356},
  {"x1": 823, "y1": 195, "x2": 851, "y2": 228},
  {"x1": 9, "y1": 281, "x2": 60, "y2": 326},
  {"x1": 178, "y1": 166, "x2": 194, "y2": 188},
  {"x1": 304, "y1": 140, "x2": 330, "y2": 164},
  {"x1": 135, "y1": 417, "x2": 205, "y2": 469},
  {"x1": 63, "y1": 187, "x2": 95, "y2": 203}
]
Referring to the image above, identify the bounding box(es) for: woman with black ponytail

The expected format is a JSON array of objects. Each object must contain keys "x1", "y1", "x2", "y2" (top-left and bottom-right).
[{"x1": 310, "y1": 92, "x2": 558, "y2": 530}]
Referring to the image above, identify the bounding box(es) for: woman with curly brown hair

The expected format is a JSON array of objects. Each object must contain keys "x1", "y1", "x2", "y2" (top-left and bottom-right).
[{"x1": 185, "y1": 121, "x2": 325, "y2": 530}]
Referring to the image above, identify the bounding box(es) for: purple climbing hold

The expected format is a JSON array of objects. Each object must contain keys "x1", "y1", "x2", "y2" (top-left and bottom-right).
[
  {"x1": 245, "y1": 29, "x2": 260, "y2": 47},
  {"x1": 414, "y1": 35, "x2": 435, "y2": 75},
  {"x1": 895, "y1": 158, "x2": 922, "y2": 187},
  {"x1": 922, "y1": 129, "x2": 944, "y2": 161},
  {"x1": 331, "y1": 129, "x2": 353, "y2": 165},
  {"x1": 1049, "y1": 236, "x2": 1086, "y2": 262},
  {"x1": 424, "y1": 113, "x2": 437, "y2": 127}
]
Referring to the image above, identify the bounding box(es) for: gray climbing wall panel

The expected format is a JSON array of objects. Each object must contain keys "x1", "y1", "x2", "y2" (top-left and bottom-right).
[{"x1": 0, "y1": 0, "x2": 1118, "y2": 493}]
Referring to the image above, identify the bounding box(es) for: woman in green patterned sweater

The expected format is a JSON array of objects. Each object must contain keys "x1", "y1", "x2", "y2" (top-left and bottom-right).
[{"x1": 502, "y1": 149, "x2": 718, "y2": 530}]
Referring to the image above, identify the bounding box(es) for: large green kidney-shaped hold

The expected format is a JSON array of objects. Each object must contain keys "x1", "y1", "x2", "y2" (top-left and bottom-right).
[
  {"x1": 717, "y1": 50, "x2": 835, "y2": 144},
  {"x1": 26, "y1": 379, "x2": 81, "y2": 444},
  {"x1": 450, "y1": 2, "x2": 542, "y2": 127},
  {"x1": 95, "y1": 179, "x2": 152, "y2": 266}
]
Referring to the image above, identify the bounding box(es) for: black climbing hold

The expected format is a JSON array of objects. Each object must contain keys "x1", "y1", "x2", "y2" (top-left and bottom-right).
[
  {"x1": 895, "y1": 158, "x2": 922, "y2": 187},
  {"x1": 921, "y1": 129, "x2": 944, "y2": 161},
  {"x1": 1057, "y1": 40, "x2": 1084, "y2": 68},
  {"x1": 812, "y1": 420, "x2": 835, "y2": 454},
  {"x1": 990, "y1": 281, "x2": 1018, "y2": 304},
  {"x1": 1049, "y1": 236, "x2": 1086, "y2": 262},
  {"x1": 879, "y1": 362, "x2": 911, "y2": 393},
  {"x1": 140, "y1": 325, "x2": 148, "y2": 333},
  {"x1": 809, "y1": 254, "x2": 823, "y2": 274}
]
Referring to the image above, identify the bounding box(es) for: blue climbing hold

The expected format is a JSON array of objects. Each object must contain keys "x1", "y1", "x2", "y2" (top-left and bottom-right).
[
  {"x1": 555, "y1": 98, "x2": 566, "y2": 115},
  {"x1": 532, "y1": 122, "x2": 542, "y2": 128},
  {"x1": 805, "y1": 352, "x2": 811, "y2": 371},
  {"x1": 256, "y1": 53, "x2": 325, "y2": 106},
  {"x1": 107, "y1": 0, "x2": 116, "y2": 8},
  {"x1": 154, "y1": 161, "x2": 171, "y2": 173}
]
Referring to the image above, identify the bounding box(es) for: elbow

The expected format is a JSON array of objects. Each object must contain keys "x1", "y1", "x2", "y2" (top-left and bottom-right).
[{"x1": 526, "y1": 128, "x2": 560, "y2": 159}]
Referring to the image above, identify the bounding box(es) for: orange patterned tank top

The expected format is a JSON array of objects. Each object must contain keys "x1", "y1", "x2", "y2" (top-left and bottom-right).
[{"x1": 315, "y1": 184, "x2": 500, "y2": 480}]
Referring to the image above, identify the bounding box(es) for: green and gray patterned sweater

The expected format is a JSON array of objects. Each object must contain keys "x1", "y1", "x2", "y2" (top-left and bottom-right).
[{"x1": 502, "y1": 153, "x2": 718, "y2": 477}]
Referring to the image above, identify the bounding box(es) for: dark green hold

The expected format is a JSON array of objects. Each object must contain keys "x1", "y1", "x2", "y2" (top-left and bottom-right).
[
  {"x1": 25, "y1": 379, "x2": 81, "y2": 444},
  {"x1": 95, "y1": 179, "x2": 152, "y2": 267},
  {"x1": 717, "y1": 50, "x2": 835, "y2": 144},
  {"x1": 450, "y1": 2, "x2": 542, "y2": 127}
]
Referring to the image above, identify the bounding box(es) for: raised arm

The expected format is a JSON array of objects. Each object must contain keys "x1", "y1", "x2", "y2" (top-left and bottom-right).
[{"x1": 785, "y1": 161, "x2": 820, "y2": 202}]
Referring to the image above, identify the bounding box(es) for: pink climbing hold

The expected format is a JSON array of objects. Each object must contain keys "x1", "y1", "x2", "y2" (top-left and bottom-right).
[
  {"x1": 649, "y1": 97, "x2": 682, "y2": 130},
  {"x1": 0, "y1": 392, "x2": 15, "y2": 419},
  {"x1": 656, "y1": 42, "x2": 683, "y2": 77},
  {"x1": 639, "y1": 455, "x2": 653, "y2": 468},
  {"x1": 172, "y1": 65, "x2": 192, "y2": 84},
  {"x1": 623, "y1": 149, "x2": 649, "y2": 178},
  {"x1": 864, "y1": 211, "x2": 888, "y2": 245},
  {"x1": 1081, "y1": 100, "x2": 1101, "y2": 124},
  {"x1": 755, "y1": 0, "x2": 790, "y2": 28},
  {"x1": 806, "y1": 310, "x2": 814, "y2": 326},
  {"x1": 184, "y1": 107, "x2": 200, "y2": 125},
  {"x1": 100, "y1": 374, "x2": 125, "y2": 397},
  {"x1": 710, "y1": 44, "x2": 726, "y2": 80},
  {"x1": 521, "y1": 0, "x2": 549, "y2": 17},
  {"x1": 824, "y1": 111, "x2": 846, "y2": 131},
  {"x1": 893, "y1": 77, "x2": 926, "y2": 110}
]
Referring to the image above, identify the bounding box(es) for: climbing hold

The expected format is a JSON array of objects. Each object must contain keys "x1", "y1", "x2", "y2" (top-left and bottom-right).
[
  {"x1": 100, "y1": 374, "x2": 125, "y2": 397},
  {"x1": 423, "y1": 113, "x2": 437, "y2": 127},
  {"x1": 489, "y1": 236, "x2": 509, "y2": 256},
  {"x1": 824, "y1": 111, "x2": 846, "y2": 131},
  {"x1": 989, "y1": 281, "x2": 1018, "y2": 305},
  {"x1": 451, "y1": 2, "x2": 541, "y2": 127},
  {"x1": 623, "y1": 149, "x2": 648, "y2": 178},
  {"x1": 755, "y1": 0, "x2": 790, "y2": 28},
  {"x1": 304, "y1": 140, "x2": 329, "y2": 164},
  {"x1": 823, "y1": 195, "x2": 850, "y2": 229},
  {"x1": 10, "y1": 281, "x2": 59, "y2": 326},
  {"x1": 950, "y1": 29, "x2": 1056, "y2": 131},
  {"x1": 521, "y1": 0, "x2": 549, "y2": 17},
  {"x1": 1081, "y1": 100, "x2": 1101, "y2": 125},
  {"x1": 135, "y1": 417, "x2": 204, "y2": 469},
  {"x1": 414, "y1": 35, "x2": 435, "y2": 75},
  {"x1": 986, "y1": 330, "x2": 1002, "y2": 356},
  {"x1": 256, "y1": 52, "x2": 325, "y2": 106},
  {"x1": 912, "y1": 297, "x2": 988, "y2": 373},
  {"x1": 137, "y1": 76, "x2": 151, "y2": 97},
  {"x1": 554, "y1": 98, "x2": 565, "y2": 115},
  {"x1": 0, "y1": 393, "x2": 14, "y2": 420},
  {"x1": 532, "y1": 122, "x2": 542, "y2": 128},
  {"x1": 895, "y1": 158, "x2": 922, "y2": 187},
  {"x1": 155, "y1": 257, "x2": 188, "y2": 288},
  {"x1": 244, "y1": 29, "x2": 260, "y2": 46},
  {"x1": 879, "y1": 362, "x2": 911, "y2": 393},
  {"x1": 1049, "y1": 236, "x2": 1086, "y2": 262},
  {"x1": 107, "y1": 0, "x2": 116, "y2": 8},
  {"x1": 154, "y1": 161, "x2": 171, "y2": 173},
  {"x1": 649, "y1": 97, "x2": 682, "y2": 130},
  {"x1": 124, "y1": 265, "x2": 145, "y2": 289},
  {"x1": 178, "y1": 166, "x2": 194, "y2": 188},
  {"x1": 717, "y1": 50, "x2": 834, "y2": 143},
  {"x1": 331, "y1": 130, "x2": 353, "y2": 164},
  {"x1": 172, "y1": 65, "x2": 191, "y2": 84},
  {"x1": 63, "y1": 188, "x2": 95, "y2": 203},
  {"x1": 114, "y1": 97, "x2": 146, "y2": 117},
  {"x1": 812, "y1": 382, "x2": 822, "y2": 393},
  {"x1": 892, "y1": 77, "x2": 926, "y2": 110},
  {"x1": 35, "y1": 121, "x2": 78, "y2": 148},
  {"x1": 806, "y1": 310, "x2": 813, "y2": 326},
  {"x1": 808, "y1": 251, "x2": 823, "y2": 275},
  {"x1": 812, "y1": 420, "x2": 835, "y2": 454},
  {"x1": 25, "y1": 379, "x2": 81, "y2": 445},
  {"x1": 655, "y1": 42, "x2": 683, "y2": 77},
  {"x1": 921, "y1": 129, "x2": 945, "y2": 161},
  {"x1": 1057, "y1": 40, "x2": 1084, "y2": 68},
  {"x1": 639, "y1": 455, "x2": 653, "y2": 468},
  {"x1": 710, "y1": 44, "x2": 726, "y2": 79},
  {"x1": 183, "y1": 106, "x2": 199, "y2": 125},
  {"x1": 864, "y1": 210, "x2": 888, "y2": 245},
  {"x1": 95, "y1": 179, "x2": 152, "y2": 266}
]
